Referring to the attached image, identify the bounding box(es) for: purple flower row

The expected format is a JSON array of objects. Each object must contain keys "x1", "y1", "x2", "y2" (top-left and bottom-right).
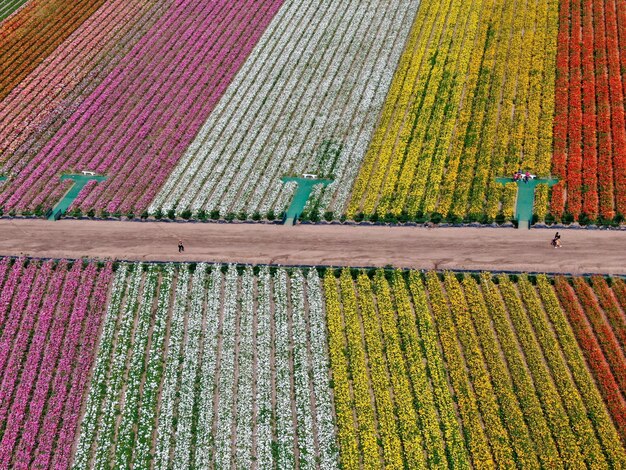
[{"x1": 0, "y1": 0, "x2": 284, "y2": 215}]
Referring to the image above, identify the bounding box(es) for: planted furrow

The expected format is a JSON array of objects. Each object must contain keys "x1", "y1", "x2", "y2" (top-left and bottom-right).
[
  {"x1": 425, "y1": 272, "x2": 494, "y2": 468},
  {"x1": 536, "y1": 275, "x2": 626, "y2": 466},
  {"x1": 554, "y1": 276, "x2": 626, "y2": 442},
  {"x1": 498, "y1": 275, "x2": 585, "y2": 466},
  {"x1": 478, "y1": 274, "x2": 562, "y2": 468},
  {"x1": 517, "y1": 276, "x2": 608, "y2": 468},
  {"x1": 461, "y1": 275, "x2": 539, "y2": 469}
]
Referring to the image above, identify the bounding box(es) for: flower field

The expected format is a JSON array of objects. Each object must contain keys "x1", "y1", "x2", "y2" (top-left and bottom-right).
[
  {"x1": 0, "y1": 258, "x2": 111, "y2": 468},
  {"x1": 1, "y1": 0, "x2": 626, "y2": 222},
  {"x1": 0, "y1": 0, "x2": 283, "y2": 216},
  {"x1": 323, "y1": 269, "x2": 626, "y2": 468},
  {"x1": 1, "y1": 256, "x2": 626, "y2": 467},
  {"x1": 551, "y1": 0, "x2": 626, "y2": 220},
  {"x1": 73, "y1": 263, "x2": 338, "y2": 469},
  {"x1": 151, "y1": 0, "x2": 421, "y2": 219},
  {"x1": 348, "y1": 0, "x2": 559, "y2": 221}
]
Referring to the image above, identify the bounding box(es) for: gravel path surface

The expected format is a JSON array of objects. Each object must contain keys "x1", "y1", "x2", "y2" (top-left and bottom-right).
[{"x1": 0, "y1": 219, "x2": 625, "y2": 275}]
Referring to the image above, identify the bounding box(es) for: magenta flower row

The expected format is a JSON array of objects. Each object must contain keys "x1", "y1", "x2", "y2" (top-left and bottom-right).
[
  {"x1": 1, "y1": 0, "x2": 284, "y2": 215},
  {"x1": 0, "y1": 0, "x2": 172, "y2": 174},
  {"x1": 0, "y1": 259, "x2": 112, "y2": 468}
]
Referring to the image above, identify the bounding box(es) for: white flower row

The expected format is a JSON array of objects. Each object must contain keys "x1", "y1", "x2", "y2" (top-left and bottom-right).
[
  {"x1": 114, "y1": 266, "x2": 158, "y2": 465},
  {"x1": 321, "y1": 0, "x2": 418, "y2": 212},
  {"x1": 273, "y1": 269, "x2": 295, "y2": 469},
  {"x1": 255, "y1": 267, "x2": 273, "y2": 469},
  {"x1": 214, "y1": 265, "x2": 239, "y2": 469},
  {"x1": 72, "y1": 264, "x2": 128, "y2": 469},
  {"x1": 290, "y1": 271, "x2": 316, "y2": 469},
  {"x1": 194, "y1": 266, "x2": 222, "y2": 469},
  {"x1": 172, "y1": 264, "x2": 208, "y2": 470},
  {"x1": 134, "y1": 264, "x2": 174, "y2": 469},
  {"x1": 154, "y1": 265, "x2": 190, "y2": 470},
  {"x1": 306, "y1": 270, "x2": 339, "y2": 468},
  {"x1": 93, "y1": 264, "x2": 143, "y2": 470},
  {"x1": 151, "y1": 0, "x2": 422, "y2": 218},
  {"x1": 235, "y1": 268, "x2": 255, "y2": 468},
  {"x1": 255, "y1": 0, "x2": 383, "y2": 215},
  {"x1": 150, "y1": 0, "x2": 317, "y2": 214}
]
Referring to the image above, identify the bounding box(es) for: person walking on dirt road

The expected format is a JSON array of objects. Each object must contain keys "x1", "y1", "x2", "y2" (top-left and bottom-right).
[{"x1": 178, "y1": 239, "x2": 184, "y2": 253}]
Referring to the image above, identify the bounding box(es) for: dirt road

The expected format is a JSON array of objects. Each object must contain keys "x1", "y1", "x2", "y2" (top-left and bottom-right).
[{"x1": 0, "y1": 219, "x2": 624, "y2": 275}]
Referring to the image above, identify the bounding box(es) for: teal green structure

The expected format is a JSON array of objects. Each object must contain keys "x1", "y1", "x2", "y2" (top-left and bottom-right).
[
  {"x1": 496, "y1": 176, "x2": 558, "y2": 229},
  {"x1": 0, "y1": 176, "x2": 5, "y2": 182},
  {"x1": 48, "y1": 174, "x2": 107, "y2": 220},
  {"x1": 281, "y1": 176, "x2": 333, "y2": 225}
]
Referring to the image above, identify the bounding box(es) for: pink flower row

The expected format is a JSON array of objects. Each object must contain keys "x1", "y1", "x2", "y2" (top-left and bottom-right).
[
  {"x1": 0, "y1": 259, "x2": 112, "y2": 468},
  {"x1": 0, "y1": 0, "x2": 172, "y2": 175},
  {"x1": 1, "y1": 0, "x2": 284, "y2": 215}
]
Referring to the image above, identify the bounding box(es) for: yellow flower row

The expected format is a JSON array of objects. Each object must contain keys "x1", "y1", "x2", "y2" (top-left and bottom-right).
[
  {"x1": 535, "y1": 0, "x2": 560, "y2": 218},
  {"x1": 497, "y1": 275, "x2": 585, "y2": 467},
  {"x1": 424, "y1": 272, "x2": 495, "y2": 468},
  {"x1": 353, "y1": 274, "x2": 404, "y2": 469},
  {"x1": 371, "y1": 272, "x2": 427, "y2": 468},
  {"x1": 390, "y1": 272, "x2": 451, "y2": 468},
  {"x1": 388, "y1": 0, "x2": 478, "y2": 216},
  {"x1": 347, "y1": 0, "x2": 560, "y2": 220},
  {"x1": 478, "y1": 274, "x2": 563, "y2": 468},
  {"x1": 480, "y1": 0, "x2": 528, "y2": 218},
  {"x1": 406, "y1": 272, "x2": 470, "y2": 469},
  {"x1": 454, "y1": 274, "x2": 543, "y2": 468},
  {"x1": 409, "y1": 0, "x2": 491, "y2": 216},
  {"x1": 322, "y1": 273, "x2": 360, "y2": 470},
  {"x1": 347, "y1": 0, "x2": 448, "y2": 217},
  {"x1": 338, "y1": 271, "x2": 381, "y2": 469},
  {"x1": 535, "y1": 276, "x2": 626, "y2": 467},
  {"x1": 442, "y1": 273, "x2": 516, "y2": 468},
  {"x1": 517, "y1": 276, "x2": 608, "y2": 468},
  {"x1": 422, "y1": 0, "x2": 502, "y2": 215}
]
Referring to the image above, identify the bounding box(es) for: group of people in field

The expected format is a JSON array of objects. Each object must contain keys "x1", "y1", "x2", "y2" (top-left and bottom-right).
[{"x1": 513, "y1": 169, "x2": 535, "y2": 183}]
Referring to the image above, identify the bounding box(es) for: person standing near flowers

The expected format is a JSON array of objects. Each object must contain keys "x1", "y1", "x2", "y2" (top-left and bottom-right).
[{"x1": 178, "y1": 239, "x2": 184, "y2": 253}]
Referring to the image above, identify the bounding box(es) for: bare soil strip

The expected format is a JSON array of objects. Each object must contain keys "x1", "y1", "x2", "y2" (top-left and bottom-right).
[{"x1": 0, "y1": 219, "x2": 625, "y2": 275}]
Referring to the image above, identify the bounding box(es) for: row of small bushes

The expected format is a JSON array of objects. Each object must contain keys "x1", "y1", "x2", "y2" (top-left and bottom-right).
[{"x1": 1, "y1": 205, "x2": 624, "y2": 227}]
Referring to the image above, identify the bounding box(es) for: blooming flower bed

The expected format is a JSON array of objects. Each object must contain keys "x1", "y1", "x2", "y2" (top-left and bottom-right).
[
  {"x1": 1, "y1": 257, "x2": 626, "y2": 467},
  {"x1": 551, "y1": 0, "x2": 626, "y2": 219},
  {"x1": 151, "y1": 0, "x2": 421, "y2": 219},
  {"x1": 73, "y1": 263, "x2": 338, "y2": 468},
  {"x1": 0, "y1": 258, "x2": 111, "y2": 468},
  {"x1": 0, "y1": 0, "x2": 282, "y2": 215},
  {"x1": 324, "y1": 268, "x2": 626, "y2": 468},
  {"x1": 348, "y1": 0, "x2": 559, "y2": 221}
]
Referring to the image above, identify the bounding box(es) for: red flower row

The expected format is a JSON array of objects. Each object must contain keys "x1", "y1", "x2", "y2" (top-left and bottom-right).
[{"x1": 555, "y1": 278, "x2": 626, "y2": 442}]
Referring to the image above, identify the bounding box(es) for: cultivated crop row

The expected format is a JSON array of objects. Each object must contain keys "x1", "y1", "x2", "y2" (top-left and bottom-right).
[
  {"x1": 0, "y1": 0, "x2": 28, "y2": 22},
  {"x1": 0, "y1": 0, "x2": 170, "y2": 171},
  {"x1": 151, "y1": 0, "x2": 421, "y2": 219},
  {"x1": 73, "y1": 263, "x2": 338, "y2": 469},
  {"x1": 348, "y1": 0, "x2": 559, "y2": 221},
  {"x1": 552, "y1": 0, "x2": 626, "y2": 219},
  {"x1": 0, "y1": 258, "x2": 111, "y2": 468},
  {"x1": 554, "y1": 276, "x2": 626, "y2": 442},
  {"x1": 0, "y1": 0, "x2": 282, "y2": 216},
  {"x1": 324, "y1": 269, "x2": 626, "y2": 468},
  {"x1": 0, "y1": 0, "x2": 108, "y2": 101}
]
